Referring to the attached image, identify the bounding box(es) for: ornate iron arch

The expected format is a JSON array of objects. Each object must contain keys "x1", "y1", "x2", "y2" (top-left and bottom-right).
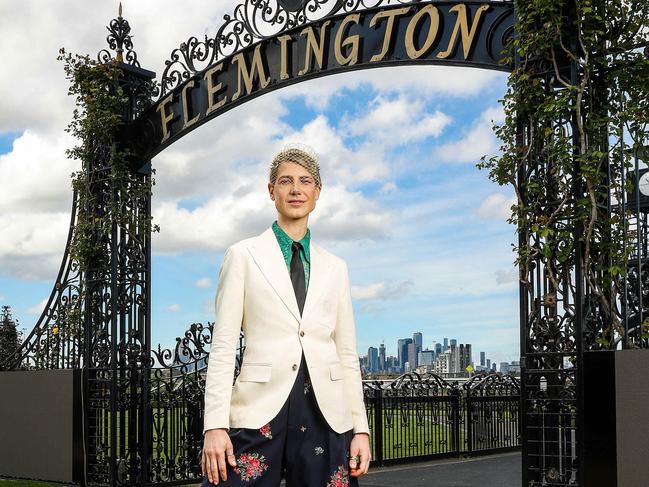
[{"x1": 122, "y1": 0, "x2": 515, "y2": 166}]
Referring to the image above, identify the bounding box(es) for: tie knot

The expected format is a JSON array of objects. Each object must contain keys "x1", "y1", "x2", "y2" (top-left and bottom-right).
[{"x1": 292, "y1": 241, "x2": 303, "y2": 252}]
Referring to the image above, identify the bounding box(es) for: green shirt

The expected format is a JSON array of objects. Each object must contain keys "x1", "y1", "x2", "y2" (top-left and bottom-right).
[{"x1": 272, "y1": 220, "x2": 310, "y2": 290}]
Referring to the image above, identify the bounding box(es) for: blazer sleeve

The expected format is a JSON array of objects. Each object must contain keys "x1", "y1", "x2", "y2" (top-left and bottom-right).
[
  {"x1": 203, "y1": 245, "x2": 245, "y2": 435},
  {"x1": 334, "y1": 260, "x2": 371, "y2": 436}
]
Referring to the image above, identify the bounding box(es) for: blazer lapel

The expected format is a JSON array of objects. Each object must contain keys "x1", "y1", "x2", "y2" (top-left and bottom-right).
[{"x1": 247, "y1": 225, "x2": 331, "y2": 326}]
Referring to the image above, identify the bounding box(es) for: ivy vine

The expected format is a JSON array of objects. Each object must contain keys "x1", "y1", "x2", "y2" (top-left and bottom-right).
[
  {"x1": 57, "y1": 48, "x2": 160, "y2": 272},
  {"x1": 478, "y1": 0, "x2": 649, "y2": 348}
]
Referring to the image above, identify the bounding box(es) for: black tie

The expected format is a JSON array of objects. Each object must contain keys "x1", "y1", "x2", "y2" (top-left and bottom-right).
[{"x1": 290, "y1": 241, "x2": 306, "y2": 316}]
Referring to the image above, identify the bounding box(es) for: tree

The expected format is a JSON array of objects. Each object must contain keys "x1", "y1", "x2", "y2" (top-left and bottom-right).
[{"x1": 0, "y1": 305, "x2": 24, "y2": 365}]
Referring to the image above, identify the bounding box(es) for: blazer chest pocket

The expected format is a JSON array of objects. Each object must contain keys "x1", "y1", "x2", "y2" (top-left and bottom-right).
[
  {"x1": 238, "y1": 363, "x2": 272, "y2": 382},
  {"x1": 329, "y1": 362, "x2": 344, "y2": 381}
]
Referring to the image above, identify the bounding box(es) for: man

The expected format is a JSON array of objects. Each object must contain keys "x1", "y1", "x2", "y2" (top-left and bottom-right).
[{"x1": 201, "y1": 144, "x2": 371, "y2": 486}]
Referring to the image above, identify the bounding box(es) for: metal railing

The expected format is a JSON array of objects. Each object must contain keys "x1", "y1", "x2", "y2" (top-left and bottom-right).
[{"x1": 363, "y1": 371, "x2": 520, "y2": 466}]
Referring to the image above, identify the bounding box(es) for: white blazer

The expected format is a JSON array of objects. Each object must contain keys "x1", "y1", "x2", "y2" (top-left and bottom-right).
[{"x1": 203, "y1": 224, "x2": 370, "y2": 436}]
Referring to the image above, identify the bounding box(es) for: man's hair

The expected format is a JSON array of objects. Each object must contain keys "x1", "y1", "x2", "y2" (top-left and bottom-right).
[{"x1": 269, "y1": 143, "x2": 321, "y2": 188}]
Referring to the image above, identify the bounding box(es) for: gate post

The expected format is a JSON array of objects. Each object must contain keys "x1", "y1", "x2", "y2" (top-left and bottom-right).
[
  {"x1": 465, "y1": 388, "x2": 473, "y2": 455},
  {"x1": 449, "y1": 386, "x2": 461, "y2": 455},
  {"x1": 82, "y1": 7, "x2": 157, "y2": 485},
  {"x1": 373, "y1": 383, "x2": 384, "y2": 466}
]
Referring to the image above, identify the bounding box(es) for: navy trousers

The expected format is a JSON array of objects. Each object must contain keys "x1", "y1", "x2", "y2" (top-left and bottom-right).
[{"x1": 201, "y1": 351, "x2": 359, "y2": 486}]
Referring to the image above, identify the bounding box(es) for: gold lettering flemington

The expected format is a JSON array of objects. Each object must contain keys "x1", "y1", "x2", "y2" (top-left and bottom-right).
[
  {"x1": 181, "y1": 79, "x2": 200, "y2": 130},
  {"x1": 404, "y1": 4, "x2": 440, "y2": 59},
  {"x1": 231, "y1": 43, "x2": 271, "y2": 101},
  {"x1": 298, "y1": 20, "x2": 332, "y2": 75},
  {"x1": 204, "y1": 62, "x2": 227, "y2": 116},
  {"x1": 369, "y1": 6, "x2": 410, "y2": 63},
  {"x1": 278, "y1": 34, "x2": 292, "y2": 80},
  {"x1": 156, "y1": 94, "x2": 175, "y2": 143},
  {"x1": 334, "y1": 13, "x2": 361, "y2": 66},
  {"x1": 155, "y1": 2, "x2": 500, "y2": 144},
  {"x1": 437, "y1": 4, "x2": 490, "y2": 60}
]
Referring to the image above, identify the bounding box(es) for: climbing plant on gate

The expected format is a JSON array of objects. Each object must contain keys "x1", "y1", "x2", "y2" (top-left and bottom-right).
[
  {"x1": 478, "y1": 0, "x2": 649, "y2": 348},
  {"x1": 55, "y1": 48, "x2": 160, "y2": 342}
]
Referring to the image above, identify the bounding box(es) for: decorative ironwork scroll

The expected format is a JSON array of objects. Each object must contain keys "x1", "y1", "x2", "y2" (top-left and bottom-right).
[
  {"x1": 97, "y1": 2, "x2": 140, "y2": 67},
  {"x1": 123, "y1": 1, "x2": 514, "y2": 167}
]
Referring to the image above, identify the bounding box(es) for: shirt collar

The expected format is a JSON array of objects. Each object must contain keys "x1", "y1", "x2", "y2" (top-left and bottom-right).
[{"x1": 272, "y1": 220, "x2": 310, "y2": 264}]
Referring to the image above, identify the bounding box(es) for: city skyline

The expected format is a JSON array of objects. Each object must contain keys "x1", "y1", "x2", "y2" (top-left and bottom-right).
[{"x1": 361, "y1": 330, "x2": 520, "y2": 375}]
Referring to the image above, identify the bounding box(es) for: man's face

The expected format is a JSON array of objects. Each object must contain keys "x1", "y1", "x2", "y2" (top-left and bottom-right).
[{"x1": 268, "y1": 161, "x2": 320, "y2": 220}]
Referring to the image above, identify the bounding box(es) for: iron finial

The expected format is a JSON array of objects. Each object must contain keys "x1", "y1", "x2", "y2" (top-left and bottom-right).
[{"x1": 97, "y1": 2, "x2": 140, "y2": 67}]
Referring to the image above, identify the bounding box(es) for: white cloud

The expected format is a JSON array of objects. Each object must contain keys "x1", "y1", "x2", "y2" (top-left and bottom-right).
[
  {"x1": 278, "y1": 65, "x2": 506, "y2": 111},
  {"x1": 495, "y1": 268, "x2": 519, "y2": 285},
  {"x1": 27, "y1": 298, "x2": 48, "y2": 315},
  {"x1": 166, "y1": 303, "x2": 181, "y2": 312},
  {"x1": 342, "y1": 94, "x2": 451, "y2": 146},
  {"x1": 0, "y1": 1, "x2": 237, "y2": 134},
  {"x1": 379, "y1": 181, "x2": 398, "y2": 194},
  {"x1": 434, "y1": 106, "x2": 505, "y2": 164},
  {"x1": 0, "y1": 130, "x2": 77, "y2": 213},
  {"x1": 477, "y1": 192, "x2": 516, "y2": 220},
  {"x1": 0, "y1": 129, "x2": 78, "y2": 279},
  {"x1": 351, "y1": 279, "x2": 414, "y2": 301},
  {"x1": 195, "y1": 277, "x2": 212, "y2": 288},
  {"x1": 0, "y1": 211, "x2": 71, "y2": 280}
]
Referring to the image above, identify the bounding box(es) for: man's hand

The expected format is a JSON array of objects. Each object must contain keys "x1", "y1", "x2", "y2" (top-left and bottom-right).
[
  {"x1": 201, "y1": 428, "x2": 237, "y2": 484},
  {"x1": 348, "y1": 432, "x2": 371, "y2": 477}
]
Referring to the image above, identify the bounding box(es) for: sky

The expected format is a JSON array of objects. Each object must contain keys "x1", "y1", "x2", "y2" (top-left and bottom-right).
[{"x1": 0, "y1": 1, "x2": 520, "y2": 366}]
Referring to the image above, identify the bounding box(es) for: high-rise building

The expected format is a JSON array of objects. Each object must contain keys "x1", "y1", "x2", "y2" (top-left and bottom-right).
[
  {"x1": 491, "y1": 363, "x2": 497, "y2": 372},
  {"x1": 480, "y1": 351, "x2": 486, "y2": 367},
  {"x1": 450, "y1": 338, "x2": 457, "y2": 347},
  {"x1": 434, "y1": 349, "x2": 453, "y2": 374},
  {"x1": 368, "y1": 346, "x2": 379, "y2": 372},
  {"x1": 445, "y1": 342, "x2": 459, "y2": 373},
  {"x1": 486, "y1": 358, "x2": 491, "y2": 369},
  {"x1": 459, "y1": 343, "x2": 472, "y2": 371},
  {"x1": 500, "y1": 362, "x2": 510, "y2": 374},
  {"x1": 413, "y1": 332, "x2": 423, "y2": 358},
  {"x1": 419, "y1": 350, "x2": 435, "y2": 367},
  {"x1": 509, "y1": 360, "x2": 521, "y2": 375},
  {"x1": 435, "y1": 342, "x2": 442, "y2": 356},
  {"x1": 407, "y1": 342, "x2": 417, "y2": 370},
  {"x1": 379, "y1": 342, "x2": 386, "y2": 371},
  {"x1": 397, "y1": 338, "x2": 412, "y2": 372},
  {"x1": 443, "y1": 337, "x2": 449, "y2": 351}
]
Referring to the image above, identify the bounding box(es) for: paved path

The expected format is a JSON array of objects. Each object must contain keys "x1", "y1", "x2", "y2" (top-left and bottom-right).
[
  {"x1": 355, "y1": 452, "x2": 521, "y2": 487},
  {"x1": 278, "y1": 451, "x2": 521, "y2": 487}
]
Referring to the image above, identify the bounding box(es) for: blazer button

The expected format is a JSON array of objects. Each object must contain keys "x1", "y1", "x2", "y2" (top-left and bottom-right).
[
  {"x1": 299, "y1": 330, "x2": 305, "y2": 336},
  {"x1": 292, "y1": 363, "x2": 298, "y2": 370}
]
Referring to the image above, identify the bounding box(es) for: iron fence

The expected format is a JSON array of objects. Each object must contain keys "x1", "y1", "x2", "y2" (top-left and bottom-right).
[{"x1": 363, "y1": 371, "x2": 520, "y2": 467}]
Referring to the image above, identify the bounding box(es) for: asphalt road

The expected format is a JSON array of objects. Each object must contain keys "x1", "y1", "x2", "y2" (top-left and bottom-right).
[{"x1": 279, "y1": 451, "x2": 522, "y2": 487}]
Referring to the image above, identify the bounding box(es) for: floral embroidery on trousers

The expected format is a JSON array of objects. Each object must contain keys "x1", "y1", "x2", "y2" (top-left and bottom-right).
[
  {"x1": 200, "y1": 351, "x2": 359, "y2": 486},
  {"x1": 235, "y1": 452, "x2": 268, "y2": 481},
  {"x1": 259, "y1": 423, "x2": 272, "y2": 439},
  {"x1": 326, "y1": 465, "x2": 350, "y2": 487}
]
